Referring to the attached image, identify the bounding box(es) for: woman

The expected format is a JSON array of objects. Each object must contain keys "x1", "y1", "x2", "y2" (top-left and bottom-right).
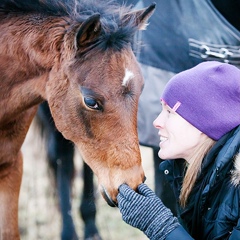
[{"x1": 117, "y1": 61, "x2": 240, "y2": 240}]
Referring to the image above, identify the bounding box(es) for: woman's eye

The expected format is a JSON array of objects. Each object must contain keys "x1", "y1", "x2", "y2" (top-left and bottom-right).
[{"x1": 84, "y1": 97, "x2": 102, "y2": 110}]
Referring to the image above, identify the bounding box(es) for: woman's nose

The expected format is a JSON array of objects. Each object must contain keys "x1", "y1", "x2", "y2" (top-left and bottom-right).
[{"x1": 153, "y1": 113, "x2": 162, "y2": 129}]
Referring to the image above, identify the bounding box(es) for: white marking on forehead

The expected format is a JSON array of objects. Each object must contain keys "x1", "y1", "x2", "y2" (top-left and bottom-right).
[{"x1": 122, "y1": 68, "x2": 134, "y2": 86}]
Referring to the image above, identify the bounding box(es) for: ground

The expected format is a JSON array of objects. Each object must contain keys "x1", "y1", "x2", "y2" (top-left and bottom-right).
[{"x1": 19, "y1": 119, "x2": 155, "y2": 240}]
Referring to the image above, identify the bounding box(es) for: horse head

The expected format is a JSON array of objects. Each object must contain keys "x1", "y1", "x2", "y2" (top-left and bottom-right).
[{"x1": 46, "y1": 2, "x2": 156, "y2": 206}]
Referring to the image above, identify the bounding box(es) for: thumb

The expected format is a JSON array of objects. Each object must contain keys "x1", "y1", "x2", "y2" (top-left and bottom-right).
[
  {"x1": 138, "y1": 183, "x2": 155, "y2": 197},
  {"x1": 118, "y1": 184, "x2": 137, "y2": 200}
]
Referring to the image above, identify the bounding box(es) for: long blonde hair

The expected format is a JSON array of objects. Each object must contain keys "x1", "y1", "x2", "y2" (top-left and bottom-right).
[{"x1": 179, "y1": 137, "x2": 216, "y2": 208}]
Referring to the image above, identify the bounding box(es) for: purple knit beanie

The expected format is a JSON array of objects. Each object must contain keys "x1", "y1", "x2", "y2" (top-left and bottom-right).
[{"x1": 161, "y1": 61, "x2": 240, "y2": 140}]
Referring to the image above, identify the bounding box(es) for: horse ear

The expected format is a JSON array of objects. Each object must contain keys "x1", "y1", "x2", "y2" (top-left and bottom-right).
[
  {"x1": 76, "y1": 13, "x2": 101, "y2": 49},
  {"x1": 122, "y1": 3, "x2": 156, "y2": 30}
]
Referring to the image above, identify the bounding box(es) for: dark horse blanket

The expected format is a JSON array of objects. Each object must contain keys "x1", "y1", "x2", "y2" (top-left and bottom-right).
[{"x1": 130, "y1": 0, "x2": 240, "y2": 147}]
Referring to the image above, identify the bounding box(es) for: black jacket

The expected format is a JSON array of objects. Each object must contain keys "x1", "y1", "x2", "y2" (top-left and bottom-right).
[{"x1": 160, "y1": 126, "x2": 240, "y2": 240}]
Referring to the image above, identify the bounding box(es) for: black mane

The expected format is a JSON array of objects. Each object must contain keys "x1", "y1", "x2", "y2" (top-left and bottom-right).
[
  {"x1": 0, "y1": 0, "x2": 123, "y2": 17},
  {"x1": 0, "y1": 0, "x2": 137, "y2": 51}
]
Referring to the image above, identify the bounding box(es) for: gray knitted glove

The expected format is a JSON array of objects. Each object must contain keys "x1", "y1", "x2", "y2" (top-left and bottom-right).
[{"x1": 117, "y1": 183, "x2": 180, "y2": 240}]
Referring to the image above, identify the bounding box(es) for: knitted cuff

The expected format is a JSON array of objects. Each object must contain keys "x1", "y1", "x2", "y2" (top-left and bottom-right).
[{"x1": 144, "y1": 213, "x2": 180, "y2": 240}]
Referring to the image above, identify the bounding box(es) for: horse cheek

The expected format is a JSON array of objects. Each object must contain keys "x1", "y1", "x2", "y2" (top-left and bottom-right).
[{"x1": 46, "y1": 72, "x2": 71, "y2": 137}]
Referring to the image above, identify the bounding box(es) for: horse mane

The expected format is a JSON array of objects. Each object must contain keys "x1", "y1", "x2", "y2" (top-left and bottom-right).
[{"x1": 0, "y1": 0, "x2": 137, "y2": 52}]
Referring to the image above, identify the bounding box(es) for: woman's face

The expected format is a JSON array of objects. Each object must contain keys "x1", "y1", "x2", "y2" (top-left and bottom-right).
[{"x1": 153, "y1": 102, "x2": 207, "y2": 163}]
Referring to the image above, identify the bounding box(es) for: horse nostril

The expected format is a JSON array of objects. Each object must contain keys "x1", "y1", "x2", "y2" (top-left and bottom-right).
[
  {"x1": 143, "y1": 176, "x2": 147, "y2": 183},
  {"x1": 101, "y1": 185, "x2": 118, "y2": 207}
]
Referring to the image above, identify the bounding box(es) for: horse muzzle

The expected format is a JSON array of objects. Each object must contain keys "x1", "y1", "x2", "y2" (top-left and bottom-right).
[{"x1": 100, "y1": 175, "x2": 146, "y2": 207}]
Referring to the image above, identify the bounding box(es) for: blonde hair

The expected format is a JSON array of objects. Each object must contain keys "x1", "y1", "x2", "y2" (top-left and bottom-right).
[{"x1": 179, "y1": 137, "x2": 216, "y2": 208}]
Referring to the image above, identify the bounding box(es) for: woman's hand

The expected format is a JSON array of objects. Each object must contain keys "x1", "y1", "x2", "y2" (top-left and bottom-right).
[{"x1": 117, "y1": 183, "x2": 180, "y2": 240}]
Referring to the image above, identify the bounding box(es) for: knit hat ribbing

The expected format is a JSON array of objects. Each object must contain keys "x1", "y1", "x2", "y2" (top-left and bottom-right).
[{"x1": 161, "y1": 61, "x2": 240, "y2": 140}]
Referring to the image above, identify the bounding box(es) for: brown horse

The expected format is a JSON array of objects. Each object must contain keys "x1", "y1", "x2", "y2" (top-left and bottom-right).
[{"x1": 0, "y1": 0, "x2": 155, "y2": 239}]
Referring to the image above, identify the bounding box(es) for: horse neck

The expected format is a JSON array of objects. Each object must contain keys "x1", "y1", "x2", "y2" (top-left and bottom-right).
[
  {"x1": 0, "y1": 14, "x2": 70, "y2": 74},
  {"x1": 0, "y1": 14, "x2": 70, "y2": 125}
]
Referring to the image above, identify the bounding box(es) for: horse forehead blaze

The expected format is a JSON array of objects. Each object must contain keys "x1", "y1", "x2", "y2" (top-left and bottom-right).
[{"x1": 122, "y1": 68, "x2": 135, "y2": 86}]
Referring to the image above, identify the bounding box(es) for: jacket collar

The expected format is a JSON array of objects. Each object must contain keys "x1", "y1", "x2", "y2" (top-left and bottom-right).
[
  {"x1": 199, "y1": 125, "x2": 240, "y2": 187},
  {"x1": 231, "y1": 152, "x2": 240, "y2": 186}
]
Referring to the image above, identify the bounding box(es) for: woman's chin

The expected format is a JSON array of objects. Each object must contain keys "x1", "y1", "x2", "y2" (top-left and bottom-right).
[{"x1": 158, "y1": 149, "x2": 171, "y2": 160}]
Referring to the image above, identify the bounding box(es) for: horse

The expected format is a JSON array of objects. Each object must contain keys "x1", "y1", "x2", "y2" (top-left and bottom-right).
[
  {"x1": 0, "y1": 0, "x2": 156, "y2": 239},
  {"x1": 37, "y1": 102, "x2": 99, "y2": 240}
]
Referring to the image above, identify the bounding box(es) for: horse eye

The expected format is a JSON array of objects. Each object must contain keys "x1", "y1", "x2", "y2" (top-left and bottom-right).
[{"x1": 84, "y1": 97, "x2": 102, "y2": 110}]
